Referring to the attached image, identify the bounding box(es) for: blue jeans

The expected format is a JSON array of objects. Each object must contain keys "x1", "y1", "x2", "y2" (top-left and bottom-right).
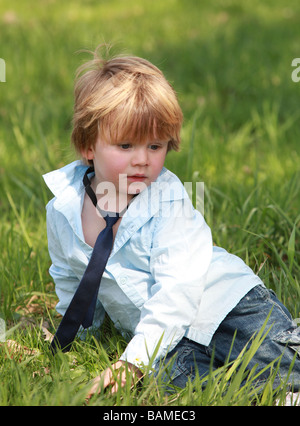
[{"x1": 157, "y1": 285, "x2": 300, "y2": 391}]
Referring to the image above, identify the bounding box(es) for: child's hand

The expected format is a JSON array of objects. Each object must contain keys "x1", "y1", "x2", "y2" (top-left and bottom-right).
[{"x1": 86, "y1": 360, "x2": 142, "y2": 400}]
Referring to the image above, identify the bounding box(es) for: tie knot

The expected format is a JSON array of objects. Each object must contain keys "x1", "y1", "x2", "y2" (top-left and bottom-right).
[{"x1": 104, "y1": 212, "x2": 120, "y2": 228}]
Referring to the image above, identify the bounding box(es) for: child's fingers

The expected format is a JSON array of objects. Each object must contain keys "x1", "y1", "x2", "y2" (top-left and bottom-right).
[
  {"x1": 85, "y1": 376, "x2": 102, "y2": 400},
  {"x1": 86, "y1": 361, "x2": 141, "y2": 399},
  {"x1": 86, "y1": 369, "x2": 113, "y2": 399}
]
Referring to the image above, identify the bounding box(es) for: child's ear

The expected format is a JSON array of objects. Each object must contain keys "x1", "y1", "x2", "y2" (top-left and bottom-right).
[{"x1": 80, "y1": 146, "x2": 94, "y2": 161}]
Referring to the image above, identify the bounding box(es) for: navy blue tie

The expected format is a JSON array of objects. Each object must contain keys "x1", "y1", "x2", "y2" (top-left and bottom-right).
[{"x1": 50, "y1": 167, "x2": 119, "y2": 353}]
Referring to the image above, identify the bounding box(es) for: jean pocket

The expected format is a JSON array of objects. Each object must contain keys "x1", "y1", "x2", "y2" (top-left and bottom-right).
[{"x1": 273, "y1": 327, "x2": 300, "y2": 357}]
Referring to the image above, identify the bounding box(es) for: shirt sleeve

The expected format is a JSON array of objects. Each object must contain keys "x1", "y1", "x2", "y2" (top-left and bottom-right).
[{"x1": 119, "y1": 198, "x2": 213, "y2": 369}]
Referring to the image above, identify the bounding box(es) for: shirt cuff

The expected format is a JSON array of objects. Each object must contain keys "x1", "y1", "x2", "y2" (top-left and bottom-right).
[
  {"x1": 119, "y1": 329, "x2": 182, "y2": 372},
  {"x1": 119, "y1": 333, "x2": 163, "y2": 371}
]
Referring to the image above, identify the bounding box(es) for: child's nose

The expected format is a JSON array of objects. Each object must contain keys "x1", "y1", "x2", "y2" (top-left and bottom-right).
[{"x1": 132, "y1": 147, "x2": 149, "y2": 166}]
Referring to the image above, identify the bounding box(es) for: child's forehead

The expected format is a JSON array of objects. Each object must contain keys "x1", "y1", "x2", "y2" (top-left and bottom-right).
[
  {"x1": 100, "y1": 116, "x2": 171, "y2": 145},
  {"x1": 104, "y1": 132, "x2": 169, "y2": 145},
  {"x1": 112, "y1": 138, "x2": 169, "y2": 145}
]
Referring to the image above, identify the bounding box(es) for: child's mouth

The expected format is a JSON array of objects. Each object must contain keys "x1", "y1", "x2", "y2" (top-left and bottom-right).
[{"x1": 127, "y1": 175, "x2": 147, "y2": 182}]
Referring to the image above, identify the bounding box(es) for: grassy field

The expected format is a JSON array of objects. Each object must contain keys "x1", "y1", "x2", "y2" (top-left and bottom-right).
[{"x1": 0, "y1": 0, "x2": 300, "y2": 406}]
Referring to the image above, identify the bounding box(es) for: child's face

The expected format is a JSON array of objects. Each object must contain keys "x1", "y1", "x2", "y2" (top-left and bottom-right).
[{"x1": 83, "y1": 136, "x2": 168, "y2": 198}]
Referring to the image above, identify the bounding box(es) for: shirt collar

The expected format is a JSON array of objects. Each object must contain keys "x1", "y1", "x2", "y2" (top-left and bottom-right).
[
  {"x1": 43, "y1": 161, "x2": 189, "y2": 252},
  {"x1": 43, "y1": 160, "x2": 87, "y2": 200}
]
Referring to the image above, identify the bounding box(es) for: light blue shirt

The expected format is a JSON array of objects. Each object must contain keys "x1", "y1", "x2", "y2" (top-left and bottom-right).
[{"x1": 43, "y1": 161, "x2": 262, "y2": 368}]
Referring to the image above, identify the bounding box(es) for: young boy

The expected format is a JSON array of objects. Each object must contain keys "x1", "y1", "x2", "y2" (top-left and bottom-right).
[{"x1": 43, "y1": 46, "x2": 300, "y2": 397}]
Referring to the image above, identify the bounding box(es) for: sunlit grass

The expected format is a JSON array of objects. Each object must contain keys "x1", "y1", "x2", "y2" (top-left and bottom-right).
[{"x1": 0, "y1": 0, "x2": 299, "y2": 406}]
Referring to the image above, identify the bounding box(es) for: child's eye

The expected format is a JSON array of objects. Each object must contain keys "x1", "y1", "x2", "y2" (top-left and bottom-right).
[
  {"x1": 149, "y1": 144, "x2": 160, "y2": 150},
  {"x1": 119, "y1": 143, "x2": 131, "y2": 150}
]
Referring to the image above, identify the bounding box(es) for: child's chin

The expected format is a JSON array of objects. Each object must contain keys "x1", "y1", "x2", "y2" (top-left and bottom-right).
[{"x1": 128, "y1": 181, "x2": 148, "y2": 195}]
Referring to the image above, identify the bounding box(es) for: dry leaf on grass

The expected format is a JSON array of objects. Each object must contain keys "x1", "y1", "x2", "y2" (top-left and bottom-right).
[
  {"x1": 41, "y1": 325, "x2": 54, "y2": 342},
  {"x1": 0, "y1": 321, "x2": 54, "y2": 362},
  {"x1": 0, "y1": 339, "x2": 38, "y2": 362},
  {"x1": 6, "y1": 339, "x2": 37, "y2": 355},
  {"x1": 15, "y1": 292, "x2": 57, "y2": 316}
]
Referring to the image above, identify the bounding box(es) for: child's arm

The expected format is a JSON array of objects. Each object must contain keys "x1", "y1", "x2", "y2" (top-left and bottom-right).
[
  {"x1": 46, "y1": 204, "x2": 80, "y2": 314},
  {"x1": 120, "y1": 200, "x2": 213, "y2": 371}
]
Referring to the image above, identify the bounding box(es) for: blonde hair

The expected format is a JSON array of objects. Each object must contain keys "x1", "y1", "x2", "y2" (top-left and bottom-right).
[{"x1": 71, "y1": 46, "x2": 183, "y2": 164}]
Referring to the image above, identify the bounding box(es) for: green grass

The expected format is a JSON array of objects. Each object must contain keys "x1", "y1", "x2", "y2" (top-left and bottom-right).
[{"x1": 0, "y1": 0, "x2": 300, "y2": 406}]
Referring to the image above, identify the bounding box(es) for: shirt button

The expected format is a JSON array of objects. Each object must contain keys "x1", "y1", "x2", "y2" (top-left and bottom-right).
[{"x1": 119, "y1": 276, "x2": 128, "y2": 285}]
